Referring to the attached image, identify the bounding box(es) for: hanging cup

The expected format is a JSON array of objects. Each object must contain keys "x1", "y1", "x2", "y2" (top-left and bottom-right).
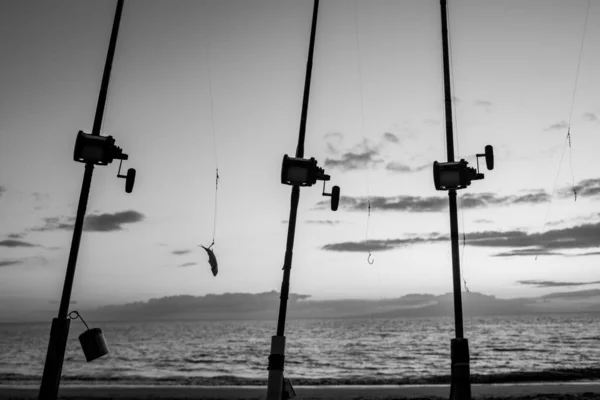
[{"x1": 78, "y1": 328, "x2": 109, "y2": 362}]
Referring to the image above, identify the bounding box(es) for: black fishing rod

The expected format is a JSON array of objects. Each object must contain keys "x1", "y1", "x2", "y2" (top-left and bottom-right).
[
  {"x1": 266, "y1": 1, "x2": 340, "y2": 399},
  {"x1": 433, "y1": 0, "x2": 495, "y2": 399},
  {"x1": 38, "y1": 1, "x2": 135, "y2": 399},
  {"x1": 439, "y1": 0, "x2": 470, "y2": 397}
]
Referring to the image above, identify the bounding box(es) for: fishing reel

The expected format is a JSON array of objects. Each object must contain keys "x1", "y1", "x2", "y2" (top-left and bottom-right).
[
  {"x1": 74, "y1": 131, "x2": 136, "y2": 193},
  {"x1": 433, "y1": 145, "x2": 494, "y2": 191},
  {"x1": 281, "y1": 155, "x2": 340, "y2": 211}
]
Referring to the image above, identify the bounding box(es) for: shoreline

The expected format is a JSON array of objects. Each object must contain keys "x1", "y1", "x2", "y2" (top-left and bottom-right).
[
  {"x1": 3, "y1": 368, "x2": 600, "y2": 387},
  {"x1": 1, "y1": 382, "x2": 600, "y2": 399}
]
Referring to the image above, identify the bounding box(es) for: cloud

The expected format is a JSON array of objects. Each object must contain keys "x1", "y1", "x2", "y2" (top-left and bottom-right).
[
  {"x1": 305, "y1": 220, "x2": 340, "y2": 225},
  {"x1": 32, "y1": 217, "x2": 74, "y2": 232},
  {"x1": 323, "y1": 222, "x2": 600, "y2": 254},
  {"x1": 322, "y1": 235, "x2": 446, "y2": 252},
  {"x1": 474, "y1": 100, "x2": 493, "y2": 112},
  {"x1": 326, "y1": 142, "x2": 339, "y2": 154},
  {"x1": 559, "y1": 178, "x2": 600, "y2": 199},
  {"x1": 492, "y1": 248, "x2": 564, "y2": 257},
  {"x1": 574, "y1": 251, "x2": 600, "y2": 257},
  {"x1": 0, "y1": 239, "x2": 37, "y2": 248},
  {"x1": 383, "y1": 132, "x2": 400, "y2": 143},
  {"x1": 0, "y1": 260, "x2": 23, "y2": 267},
  {"x1": 324, "y1": 146, "x2": 383, "y2": 171},
  {"x1": 316, "y1": 190, "x2": 550, "y2": 212},
  {"x1": 468, "y1": 222, "x2": 600, "y2": 251},
  {"x1": 386, "y1": 161, "x2": 430, "y2": 174},
  {"x1": 7, "y1": 233, "x2": 25, "y2": 239},
  {"x1": 385, "y1": 162, "x2": 411, "y2": 172},
  {"x1": 324, "y1": 132, "x2": 344, "y2": 155},
  {"x1": 179, "y1": 262, "x2": 197, "y2": 267},
  {"x1": 0, "y1": 185, "x2": 5, "y2": 197},
  {"x1": 544, "y1": 121, "x2": 568, "y2": 131},
  {"x1": 474, "y1": 219, "x2": 493, "y2": 224},
  {"x1": 517, "y1": 280, "x2": 600, "y2": 288},
  {"x1": 424, "y1": 119, "x2": 439, "y2": 125},
  {"x1": 460, "y1": 191, "x2": 550, "y2": 208},
  {"x1": 172, "y1": 249, "x2": 191, "y2": 255},
  {"x1": 84, "y1": 210, "x2": 145, "y2": 232},
  {"x1": 324, "y1": 132, "x2": 344, "y2": 140},
  {"x1": 583, "y1": 112, "x2": 598, "y2": 122}
]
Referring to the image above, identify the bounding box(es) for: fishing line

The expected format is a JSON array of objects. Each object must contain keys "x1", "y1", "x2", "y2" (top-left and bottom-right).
[
  {"x1": 202, "y1": 0, "x2": 219, "y2": 249},
  {"x1": 535, "y1": 136, "x2": 568, "y2": 260},
  {"x1": 446, "y1": 1, "x2": 469, "y2": 293},
  {"x1": 354, "y1": 0, "x2": 374, "y2": 265},
  {"x1": 194, "y1": 1, "x2": 220, "y2": 278},
  {"x1": 446, "y1": 1, "x2": 473, "y2": 335},
  {"x1": 565, "y1": 0, "x2": 591, "y2": 202},
  {"x1": 535, "y1": 0, "x2": 590, "y2": 259}
]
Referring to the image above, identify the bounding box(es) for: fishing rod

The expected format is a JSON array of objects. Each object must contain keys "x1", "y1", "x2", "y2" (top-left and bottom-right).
[
  {"x1": 266, "y1": 1, "x2": 340, "y2": 399},
  {"x1": 38, "y1": 1, "x2": 135, "y2": 399},
  {"x1": 432, "y1": 0, "x2": 495, "y2": 399}
]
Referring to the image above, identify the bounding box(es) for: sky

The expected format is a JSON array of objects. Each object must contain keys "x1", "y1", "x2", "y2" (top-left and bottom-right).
[{"x1": 0, "y1": 0, "x2": 599, "y2": 319}]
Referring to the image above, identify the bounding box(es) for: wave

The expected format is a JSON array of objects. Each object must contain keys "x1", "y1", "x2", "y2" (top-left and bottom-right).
[
  {"x1": 2, "y1": 368, "x2": 600, "y2": 386},
  {"x1": 491, "y1": 348, "x2": 550, "y2": 353}
]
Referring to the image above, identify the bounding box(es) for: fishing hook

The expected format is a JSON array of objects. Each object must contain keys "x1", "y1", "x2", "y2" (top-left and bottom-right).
[{"x1": 367, "y1": 252, "x2": 374, "y2": 265}]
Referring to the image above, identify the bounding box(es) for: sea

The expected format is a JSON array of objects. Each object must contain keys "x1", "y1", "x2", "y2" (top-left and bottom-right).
[{"x1": 1, "y1": 313, "x2": 599, "y2": 385}]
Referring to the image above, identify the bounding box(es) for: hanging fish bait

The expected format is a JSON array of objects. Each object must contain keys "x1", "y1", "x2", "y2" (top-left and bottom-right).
[
  {"x1": 199, "y1": 243, "x2": 218, "y2": 277},
  {"x1": 200, "y1": 169, "x2": 220, "y2": 277}
]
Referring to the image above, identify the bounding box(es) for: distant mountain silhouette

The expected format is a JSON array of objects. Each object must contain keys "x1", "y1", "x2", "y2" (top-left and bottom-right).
[{"x1": 81, "y1": 289, "x2": 600, "y2": 322}]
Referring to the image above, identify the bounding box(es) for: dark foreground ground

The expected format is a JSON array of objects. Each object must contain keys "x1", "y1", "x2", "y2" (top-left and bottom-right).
[{"x1": 2, "y1": 383, "x2": 600, "y2": 400}]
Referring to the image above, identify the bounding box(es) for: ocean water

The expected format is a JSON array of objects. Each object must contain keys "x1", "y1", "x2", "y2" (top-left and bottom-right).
[{"x1": 1, "y1": 314, "x2": 599, "y2": 384}]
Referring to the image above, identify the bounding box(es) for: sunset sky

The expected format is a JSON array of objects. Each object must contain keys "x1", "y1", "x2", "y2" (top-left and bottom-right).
[{"x1": 1, "y1": 0, "x2": 599, "y2": 320}]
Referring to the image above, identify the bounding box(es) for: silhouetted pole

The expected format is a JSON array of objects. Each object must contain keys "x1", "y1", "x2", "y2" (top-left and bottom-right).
[
  {"x1": 439, "y1": 0, "x2": 471, "y2": 399},
  {"x1": 266, "y1": 1, "x2": 319, "y2": 399},
  {"x1": 38, "y1": 2, "x2": 124, "y2": 399}
]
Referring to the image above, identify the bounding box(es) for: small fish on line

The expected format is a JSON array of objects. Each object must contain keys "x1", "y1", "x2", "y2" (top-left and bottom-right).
[{"x1": 199, "y1": 244, "x2": 218, "y2": 276}]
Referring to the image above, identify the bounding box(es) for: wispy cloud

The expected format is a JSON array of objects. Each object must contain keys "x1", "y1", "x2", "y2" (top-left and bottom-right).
[
  {"x1": 492, "y1": 248, "x2": 564, "y2": 257},
  {"x1": 84, "y1": 210, "x2": 145, "y2": 232},
  {"x1": 559, "y1": 178, "x2": 600, "y2": 198},
  {"x1": 474, "y1": 100, "x2": 493, "y2": 112},
  {"x1": 322, "y1": 236, "x2": 446, "y2": 252},
  {"x1": 179, "y1": 262, "x2": 197, "y2": 267},
  {"x1": 317, "y1": 190, "x2": 550, "y2": 212},
  {"x1": 0, "y1": 260, "x2": 23, "y2": 267},
  {"x1": 544, "y1": 121, "x2": 568, "y2": 131},
  {"x1": 382, "y1": 132, "x2": 400, "y2": 143},
  {"x1": 517, "y1": 279, "x2": 600, "y2": 288},
  {"x1": 32, "y1": 217, "x2": 74, "y2": 232},
  {"x1": 0, "y1": 185, "x2": 5, "y2": 197},
  {"x1": 470, "y1": 222, "x2": 600, "y2": 251},
  {"x1": 305, "y1": 220, "x2": 340, "y2": 225},
  {"x1": 385, "y1": 161, "x2": 429, "y2": 174},
  {"x1": 324, "y1": 132, "x2": 344, "y2": 154},
  {"x1": 7, "y1": 233, "x2": 25, "y2": 239},
  {"x1": 0, "y1": 239, "x2": 37, "y2": 248},
  {"x1": 583, "y1": 112, "x2": 598, "y2": 122},
  {"x1": 324, "y1": 145, "x2": 383, "y2": 171},
  {"x1": 172, "y1": 249, "x2": 191, "y2": 255},
  {"x1": 474, "y1": 219, "x2": 493, "y2": 224},
  {"x1": 385, "y1": 162, "x2": 411, "y2": 173},
  {"x1": 424, "y1": 118, "x2": 439, "y2": 125},
  {"x1": 324, "y1": 132, "x2": 344, "y2": 140},
  {"x1": 322, "y1": 222, "x2": 600, "y2": 254}
]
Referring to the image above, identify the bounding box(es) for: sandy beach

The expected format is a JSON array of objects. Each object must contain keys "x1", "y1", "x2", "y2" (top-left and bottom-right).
[{"x1": 2, "y1": 382, "x2": 600, "y2": 399}]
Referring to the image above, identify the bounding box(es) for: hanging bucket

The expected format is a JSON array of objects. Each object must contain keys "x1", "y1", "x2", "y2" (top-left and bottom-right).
[{"x1": 78, "y1": 328, "x2": 109, "y2": 362}]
